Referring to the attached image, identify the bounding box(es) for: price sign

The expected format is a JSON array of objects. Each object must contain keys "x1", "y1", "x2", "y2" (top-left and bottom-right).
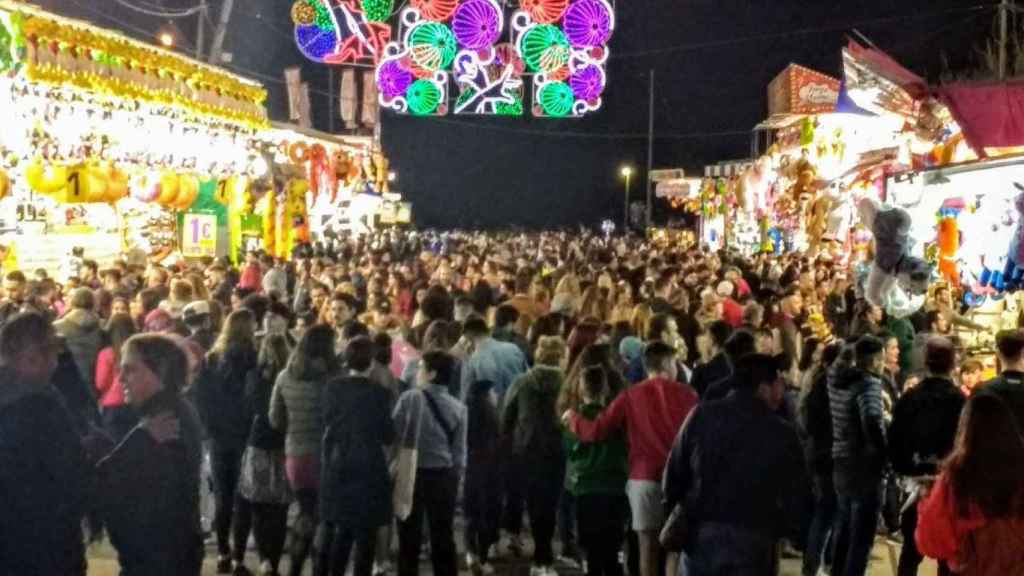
[{"x1": 182, "y1": 213, "x2": 217, "y2": 257}]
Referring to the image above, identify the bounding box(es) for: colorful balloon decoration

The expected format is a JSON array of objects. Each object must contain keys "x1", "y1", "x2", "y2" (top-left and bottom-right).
[
  {"x1": 521, "y1": 0, "x2": 569, "y2": 24},
  {"x1": 513, "y1": 0, "x2": 613, "y2": 117},
  {"x1": 291, "y1": 0, "x2": 391, "y2": 65},
  {"x1": 452, "y1": 0, "x2": 502, "y2": 50},
  {"x1": 130, "y1": 172, "x2": 162, "y2": 203},
  {"x1": 0, "y1": 169, "x2": 8, "y2": 200},
  {"x1": 411, "y1": 0, "x2": 459, "y2": 22},
  {"x1": 409, "y1": 22, "x2": 458, "y2": 71},
  {"x1": 25, "y1": 159, "x2": 68, "y2": 195},
  {"x1": 562, "y1": 0, "x2": 612, "y2": 48}
]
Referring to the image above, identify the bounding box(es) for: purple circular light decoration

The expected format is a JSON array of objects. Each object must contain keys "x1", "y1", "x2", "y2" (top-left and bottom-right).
[
  {"x1": 569, "y1": 64, "x2": 604, "y2": 101},
  {"x1": 562, "y1": 0, "x2": 612, "y2": 49},
  {"x1": 377, "y1": 61, "x2": 415, "y2": 100},
  {"x1": 452, "y1": 0, "x2": 501, "y2": 51}
]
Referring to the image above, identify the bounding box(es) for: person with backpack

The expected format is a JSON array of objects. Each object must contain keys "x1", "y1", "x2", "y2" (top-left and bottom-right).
[
  {"x1": 316, "y1": 337, "x2": 395, "y2": 576},
  {"x1": 502, "y1": 336, "x2": 569, "y2": 576},
  {"x1": 392, "y1": 350, "x2": 467, "y2": 576}
]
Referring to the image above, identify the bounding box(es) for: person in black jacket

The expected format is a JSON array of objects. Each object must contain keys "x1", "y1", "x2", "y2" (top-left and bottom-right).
[
  {"x1": 664, "y1": 353, "x2": 808, "y2": 575},
  {"x1": 689, "y1": 320, "x2": 733, "y2": 398},
  {"x1": 97, "y1": 333, "x2": 206, "y2": 576},
  {"x1": 799, "y1": 343, "x2": 847, "y2": 576},
  {"x1": 463, "y1": 379, "x2": 502, "y2": 574},
  {"x1": 0, "y1": 313, "x2": 89, "y2": 576},
  {"x1": 234, "y1": 333, "x2": 293, "y2": 576},
  {"x1": 194, "y1": 309, "x2": 260, "y2": 574},
  {"x1": 981, "y1": 329, "x2": 1024, "y2": 428},
  {"x1": 316, "y1": 336, "x2": 395, "y2": 576},
  {"x1": 829, "y1": 335, "x2": 888, "y2": 576},
  {"x1": 702, "y1": 330, "x2": 756, "y2": 403},
  {"x1": 888, "y1": 337, "x2": 963, "y2": 576}
]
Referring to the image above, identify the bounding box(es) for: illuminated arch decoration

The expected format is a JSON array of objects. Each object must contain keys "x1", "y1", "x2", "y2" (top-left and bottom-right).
[
  {"x1": 512, "y1": 0, "x2": 613, "y2": 117},
  {"x1": 291, "y1": 0, "x2": 392, "y2": 64},
  {"x1": 366, "y1": 0, "x2": 612, "y2": 116}
]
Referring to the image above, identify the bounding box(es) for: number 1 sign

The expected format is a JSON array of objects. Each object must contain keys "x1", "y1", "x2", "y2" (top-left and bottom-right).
[{"x1": 182, "y1": 213, "x2": 217, "y2": 257}]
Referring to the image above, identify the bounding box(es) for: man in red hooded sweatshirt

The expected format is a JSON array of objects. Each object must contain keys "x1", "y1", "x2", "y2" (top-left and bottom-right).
[{"x1": 564, "y1": 341, "x2": 698, "y2": 576}]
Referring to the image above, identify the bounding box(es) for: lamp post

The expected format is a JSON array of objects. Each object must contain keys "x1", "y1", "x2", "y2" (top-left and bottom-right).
[{"x1": 620, "y1": 166, "x2": 633, "y2": 230}]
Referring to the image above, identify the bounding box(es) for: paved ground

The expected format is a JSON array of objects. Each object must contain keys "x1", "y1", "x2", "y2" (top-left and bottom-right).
[{"x1": 85, "y1": 535, "x2": 928, "y2": 575}]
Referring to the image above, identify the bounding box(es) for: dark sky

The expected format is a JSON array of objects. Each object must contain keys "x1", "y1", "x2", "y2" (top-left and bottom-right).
[{"x1": 41, "y1": 0, "x2": 993, "y2": 229}]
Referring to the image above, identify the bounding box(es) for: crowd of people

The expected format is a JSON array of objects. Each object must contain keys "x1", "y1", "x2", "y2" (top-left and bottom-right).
[{"x1": 0, "y1": 229, "x2": 1023, "y2": 576}]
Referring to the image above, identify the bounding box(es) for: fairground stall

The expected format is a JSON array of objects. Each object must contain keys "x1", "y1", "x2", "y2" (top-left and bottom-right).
[
  {"x1": 249, "y1": 123, "x2": 402, "y2": 258},
  {"x1": 0, "y1": 1, "x2": 268, "y2": 276},
  {"x1": 685, "y1": 45, "x2": 976, "y2": 262}
]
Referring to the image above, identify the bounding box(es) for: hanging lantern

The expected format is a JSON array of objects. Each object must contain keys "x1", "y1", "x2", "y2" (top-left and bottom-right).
[
  {"x1": 175, "y1": 174, "x2": 200, "y2": 210},
  {"x1": 25, "y1": 159, "x2": 69, "y2": 195},
  {"x1": 106, "y1": 167, "x2": 130, "y2": 202},
  {"x1": 156, "y1": 172, "x2": 181, "y2": 206}
]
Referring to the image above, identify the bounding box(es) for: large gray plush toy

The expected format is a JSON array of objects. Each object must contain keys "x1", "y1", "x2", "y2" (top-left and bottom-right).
[{"x1": 857, "y1": 197, "x2": 932, "y2": 317}]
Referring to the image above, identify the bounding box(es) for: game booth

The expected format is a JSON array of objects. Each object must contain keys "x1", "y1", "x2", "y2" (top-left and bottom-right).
[{"x1": 0, "y1": 1, "x2": 269, "y2": 277}]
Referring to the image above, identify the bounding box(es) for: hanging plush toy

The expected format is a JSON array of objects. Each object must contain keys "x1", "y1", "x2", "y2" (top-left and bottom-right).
[
  {"x1": 858, "y1": 196, "x2": 933, "y2": 318},
  {"x1": 937, "y1": 204, "x2": 962, "y2": 287}
]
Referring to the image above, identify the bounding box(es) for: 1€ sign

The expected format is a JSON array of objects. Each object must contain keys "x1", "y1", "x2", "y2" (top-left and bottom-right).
[{"x1": 182, "y1": 213, "x2": 217, "y2": 257}]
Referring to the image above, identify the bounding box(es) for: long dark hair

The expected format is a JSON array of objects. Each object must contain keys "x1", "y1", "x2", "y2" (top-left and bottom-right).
[
  {"x1": 943, "y1": 393, "x2": 1024, "y2": 519},
  {"x1": 106, "y1": 313, "x2": 137, "y2": 364},
  {"x1": 289, "y1": 324, "x2": 340, "y2": 379}
]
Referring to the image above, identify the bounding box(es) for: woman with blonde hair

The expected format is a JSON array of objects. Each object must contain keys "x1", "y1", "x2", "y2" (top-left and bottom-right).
[
  {"x1": 193, "y1": 309, "x2": 260, "y2": 573},
  {"x1": 502, "y1": 336, "x2": 568, "y2": 576},
  {"x1": 630, "y1": 302, "x2": 653, "y2": 340},
  {"x1": 609, "y1": 283, "x2": 635, "y2": 325}
]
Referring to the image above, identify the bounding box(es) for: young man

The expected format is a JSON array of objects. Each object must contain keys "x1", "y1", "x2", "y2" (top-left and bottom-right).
[
  {"x1": 392, "y1": 351, "x2": 467, "y2": 576},
  {"x1": 829, "y1": 335, "x2": 889, "y2": 576},
  {"x1": 565, "y1": 341, "x2": 699, "y2": 576},
  {"x1": 460, "y1": 315, "x2": 528, "y2": 400},
  {"x1": 888, "y1": 337, "x2": 963, "y2": 576},
  {"x1": 980, "y1": 329, "x2": 1024, "y2": 427},
  {"x1": 688, "y1": 320, "x2": 734, "y2": 398},
  {"x1": 664, "y1": 353, "x2": 808, "y2": 574},
  {"x1": 0, "y1": 313, "x2": 89, "y2": 575}
]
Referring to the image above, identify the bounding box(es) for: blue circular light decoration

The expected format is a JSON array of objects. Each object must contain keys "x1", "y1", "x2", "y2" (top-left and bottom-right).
[{"x1": 295, "y1": 23, "x2": 337, "y2": 62}]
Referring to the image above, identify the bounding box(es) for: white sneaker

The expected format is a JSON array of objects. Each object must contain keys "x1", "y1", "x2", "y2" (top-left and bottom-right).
[
  {"x1": 465, "y1": 553, "x2": 479, "y2": 571},
  {"x1": 479, "y1": 562, "x2": 495, "y2": 576},
  {"x1": 529, "y1": 566, "x2": 548, "y2": 576}
]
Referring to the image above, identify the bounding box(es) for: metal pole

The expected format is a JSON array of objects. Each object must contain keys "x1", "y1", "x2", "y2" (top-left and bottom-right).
[
  {"x1": 1000, "y1": 0, "x2": 1009, "y2": 80},
  {"x1": 645, "y1": 69, "x2": 655, "y2": 230},
  {"x1": 195, "y1": 0, "x2": 207, "y2": 59},
  {"x1": 623, "y1": 172, "x2": 631, "y2": 230},
  {"x1": 208, "y1": 0, "x2": 235, "y2": 64}
]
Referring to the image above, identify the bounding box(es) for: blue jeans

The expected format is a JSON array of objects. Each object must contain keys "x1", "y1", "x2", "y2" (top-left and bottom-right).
[
  {"x1": 803, "y1": 473, "x2": 837, "y2": 576},
  {"x1": 831, "y1": 487, "x2": 881, "y2": 576},
  {"x1": 680, "y1": 523, "x2": 777, "y2": 576}
]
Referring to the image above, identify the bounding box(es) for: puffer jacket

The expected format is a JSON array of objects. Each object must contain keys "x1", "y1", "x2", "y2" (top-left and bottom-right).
[
  {"x1": 828, "y1": 365, "x2": 887, "y2": 493},
  {"x1": 269, "y1": 362, "x2": 332, "y2": 458},
  {"x1": 54, "y1": 308, "x2": 103, "y2": 390},
  {"x1": 502, "y1": 365, "x2": 564, "y2": 460}
]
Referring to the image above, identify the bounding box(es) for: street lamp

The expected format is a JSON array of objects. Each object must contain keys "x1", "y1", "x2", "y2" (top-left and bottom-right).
[
  {"x1": 158, "y1": 31, "x2": 175, "y2": 47},
  {"x1": 387, "y1": 171, "x2": 397, "y2": 183},
  {"x1": 620, "y1": 166, "x2": 633, "y2": 230}
]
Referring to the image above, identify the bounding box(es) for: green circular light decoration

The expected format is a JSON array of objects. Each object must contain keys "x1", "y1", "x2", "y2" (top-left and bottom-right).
[
  {"x1": 361, "y1": 0, "x2": 394, "y2": 22},
  {"x1": 409, "y1": 22, "x2": 457, "y2": 71},
  {"x1": 519, "y1": 24, "x2": 569, "y2": 73},
  {"x1": 406, "y1": 79, "x2": 441, "y2": 115},
  {"x1": 539, "y1": 82, "x2": 573, "y2": 117}
]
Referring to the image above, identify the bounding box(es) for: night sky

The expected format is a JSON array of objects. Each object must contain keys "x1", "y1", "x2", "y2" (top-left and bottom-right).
[{"x1": 41, "y1": 0, "x2": 993, "y2": 229}]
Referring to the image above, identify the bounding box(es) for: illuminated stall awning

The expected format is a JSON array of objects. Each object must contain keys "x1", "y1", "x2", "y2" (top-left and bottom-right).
[{"x1": 939, "y1": 83, "x2": 1024, "y2": 158}]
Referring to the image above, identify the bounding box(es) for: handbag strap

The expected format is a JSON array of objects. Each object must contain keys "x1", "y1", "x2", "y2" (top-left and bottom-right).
[{"x1": 422, "y1": 389, "x2": 456, "y2": 447}]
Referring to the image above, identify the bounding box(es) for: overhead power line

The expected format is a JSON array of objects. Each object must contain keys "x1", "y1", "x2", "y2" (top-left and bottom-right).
[{"x1": 112, "y1": 0, "x2": 204, "y2": 18}]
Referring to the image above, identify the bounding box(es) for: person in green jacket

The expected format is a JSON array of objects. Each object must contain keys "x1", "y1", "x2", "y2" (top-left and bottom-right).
[{"x1": 563, "y1": 366, "x2": 629, "y2": 576}]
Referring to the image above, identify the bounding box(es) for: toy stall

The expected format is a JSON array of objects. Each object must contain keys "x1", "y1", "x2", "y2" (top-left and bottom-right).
[
  {"x1": 0, "y1": 2, "x2": 267, "y2": 275},
  {"x1": 684, "y1": 43, "x2": 976, "y2": 265}
]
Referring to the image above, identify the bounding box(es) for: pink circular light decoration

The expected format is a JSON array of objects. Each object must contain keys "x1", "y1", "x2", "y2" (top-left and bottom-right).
[
  {"x1": 452, "y1": 0, "x2": 501, "y2": 50},
  {"x1": 563, "y1": 0, "x2": 612, "y2": 49},
  {"x1": 377, "y1": 60, "x2": 415, "y2": 99},
  {"x1": 569, "y1": 64, "x2": 604, "y2": 101}
]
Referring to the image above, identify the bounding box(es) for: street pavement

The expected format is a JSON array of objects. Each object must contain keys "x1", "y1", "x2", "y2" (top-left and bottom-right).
[{"x1": 85, "y1": 535, "x2": 924, "y2": 575}]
